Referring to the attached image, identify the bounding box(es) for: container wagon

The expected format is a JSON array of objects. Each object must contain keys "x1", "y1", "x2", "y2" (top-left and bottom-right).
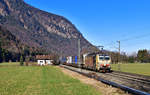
[
  {"x1": 61, "y1": 52, "x2": 111, "y2": 72},
  {"x1": 62, "y1": 56, "x2": 78, "y2": 67}
]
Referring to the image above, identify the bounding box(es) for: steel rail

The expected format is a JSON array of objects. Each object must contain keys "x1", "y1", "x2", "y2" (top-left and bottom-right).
[
  {"x1": 111, "y1": 71, "x2": 150, "y2": 82},
  {"x1": 60, "y1": 65, "x2": 150, "y2": 95},
  {"x1": 105, "y1": 73, "x2": 150, "y2": 85}
]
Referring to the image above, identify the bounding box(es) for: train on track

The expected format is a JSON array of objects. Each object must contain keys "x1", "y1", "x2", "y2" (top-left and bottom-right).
[{"x1": 60, "y1": 52, "x2": 112, "y2": 72}]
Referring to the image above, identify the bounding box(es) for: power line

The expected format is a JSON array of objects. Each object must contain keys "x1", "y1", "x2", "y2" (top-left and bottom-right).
[
  {"x1": 120, "y1": 32, "x2": 150, "y2": 42},
  {"x1": 105, "y1": 32, "x2": 150, "y2": 49},
  {"x1": 100, "y1": 32, "x2": 150, "y2": 53},
  {"x1": 104, "y1": 41, "x2": 116, "y2": 46},
  {"x1": 117, "y1": 40, "x2": 121, "y2": 71},
  {"x1": 122, "y1": 41, "x2": 149, "y2": 48}
]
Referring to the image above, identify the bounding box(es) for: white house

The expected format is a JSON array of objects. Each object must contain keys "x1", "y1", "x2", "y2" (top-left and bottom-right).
[
  {"x1": 36, "y1": 55, "x2": 54, "y2": 66},
  {"x1": 46, "y1": 60, "x2": 53, "y2": 64},
  {"x1": 38, "y1": 60, "x2": 45, "y2": 66}
]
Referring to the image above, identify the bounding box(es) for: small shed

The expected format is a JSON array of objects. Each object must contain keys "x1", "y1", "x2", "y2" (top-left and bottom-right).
[{"x1": 36, "y1": 55, "x2": 53, "y2": 66}]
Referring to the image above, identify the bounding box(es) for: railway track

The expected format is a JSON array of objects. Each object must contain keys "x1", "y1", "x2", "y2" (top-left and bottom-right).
[
  {"x1": 114, "y1": 71, "x2": 150, "y2": 81},
  {"x1": 105, "y1": 72, "x2": 150, "y2": 85},
  {"x1": 60, "y1": 65, "x2": 150, "y2": 95},
  {"x1": 99, "y1": 72, "x2": 150, "y2": 93}
]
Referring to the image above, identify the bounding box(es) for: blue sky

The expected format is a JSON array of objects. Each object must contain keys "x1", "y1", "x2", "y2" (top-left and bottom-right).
[{"x1": 24, "y1": 0, "x2": 150, "y2": 54}]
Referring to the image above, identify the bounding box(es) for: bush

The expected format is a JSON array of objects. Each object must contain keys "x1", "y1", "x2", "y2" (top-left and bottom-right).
[{"x1": 20, "y1": 55, "x2": 24, "y2": 66}]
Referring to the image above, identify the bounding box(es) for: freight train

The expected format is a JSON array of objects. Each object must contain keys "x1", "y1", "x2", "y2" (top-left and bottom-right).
[{"x1": 61, "y1": 52, "x2": 111, "y2": 72}]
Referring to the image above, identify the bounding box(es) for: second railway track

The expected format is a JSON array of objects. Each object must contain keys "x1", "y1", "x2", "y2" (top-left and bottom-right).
[
  {"x1": 60, "y1": 64, "x2": 150, "y2": 95},
  {"x1": 105, "y1": 72, "x2": 150, "y2": 85},
  {"x1": 99, "y1": 71, "x2": 150, "y2": 93}
]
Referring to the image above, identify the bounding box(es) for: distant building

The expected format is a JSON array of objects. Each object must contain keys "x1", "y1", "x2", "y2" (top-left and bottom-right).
[{"x1": 36, "y1": 55, "x2": 54, "y2": 66}]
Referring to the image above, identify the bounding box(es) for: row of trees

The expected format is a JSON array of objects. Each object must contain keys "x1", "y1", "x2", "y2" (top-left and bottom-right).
[
  {"x1": 0, "y1": 47, "x2": 30, "y2": 63},
  {"x1": 0, "y1": 42, "x2": 16, "y2": 63},
  {"x1": 0, "y1": 41, "x2": 48, "y2": 63},
  {"x1": 110, "y1": 49, "x2": 150, "y2": 63}
]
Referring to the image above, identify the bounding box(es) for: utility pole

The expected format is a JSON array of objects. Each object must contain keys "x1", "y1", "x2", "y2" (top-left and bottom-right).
[
  {"x1": 117, "y1": 41, "x2": 121, "y2": 71},
  {"x1": 117, "y1": 41, "x2": 120, "y2": 54},
  {"x1": 78, "y1": 39, "x2": 81, "y2": 71}
]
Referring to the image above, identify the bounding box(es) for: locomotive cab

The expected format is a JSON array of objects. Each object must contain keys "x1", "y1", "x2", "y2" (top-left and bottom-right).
[{"x1": 97, "y1": 55, "x2": 111, "y2": 72}]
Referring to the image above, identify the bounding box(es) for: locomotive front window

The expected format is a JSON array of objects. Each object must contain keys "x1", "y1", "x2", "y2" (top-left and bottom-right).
[
  {"x1": 99, "y1": 56, "x2": 104, "y2": 60},
  {"x1": 105, "y1": 57, "x2": 110, "y2": 60}
]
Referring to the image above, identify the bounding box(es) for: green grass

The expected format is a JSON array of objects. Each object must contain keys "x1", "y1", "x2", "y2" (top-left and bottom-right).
[
  {"x1": 111, "y1": 63, "x2": 150, "y2": 76},
  {"x1": 0, "y1": 63, "x2": 101, "y2": 95},
  {"x1": 0, "y1": 62, "x2": 19, "y2": 66}
]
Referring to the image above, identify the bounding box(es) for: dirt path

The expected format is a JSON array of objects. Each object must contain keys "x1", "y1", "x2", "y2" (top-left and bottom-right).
[{"x1": 59, "y1": 66, "x2": 130, "y2": 95}]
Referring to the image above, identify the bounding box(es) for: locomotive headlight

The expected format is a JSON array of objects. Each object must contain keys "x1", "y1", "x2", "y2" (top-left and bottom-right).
[
  {"x1": 100, "y1": 64, "x2": 104, "y2": 67},
  {"x1": 106, "y1": 64, "x2": 110, "y2": 67}
]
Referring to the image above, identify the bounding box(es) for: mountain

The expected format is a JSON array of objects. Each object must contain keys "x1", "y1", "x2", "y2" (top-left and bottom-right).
[
  {"x1": 0, "y1": 0, "x2": 98, "y2": 56},
  {"x1": 0, "y1": 25, "x2": 21, "y2": 53},
  {"x1": 0, "y1": 25, "x2": 39, "y2": 54}
]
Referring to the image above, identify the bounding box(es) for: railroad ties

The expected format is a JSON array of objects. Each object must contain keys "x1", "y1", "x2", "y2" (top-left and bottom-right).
[{"x1": 60, "y1": 64, "x2": 150, "y2": 95}]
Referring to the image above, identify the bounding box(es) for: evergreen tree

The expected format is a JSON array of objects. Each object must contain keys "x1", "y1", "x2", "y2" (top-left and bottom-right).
[
  {"x1": 0, "y1": 41, "x2": 2, "y2": 63},
  {"x1": 2, "y1": 49, "x2": 5, "y2": 62},
  {"x1": 137, "y1": 49, "x2": 149, "y2": 63},
  {"x1": 20, "y1": 55, "x2": 24, "y2": 66},
  {"x1": 128, "y1": 56, "x2": 135, "y2": 63}
]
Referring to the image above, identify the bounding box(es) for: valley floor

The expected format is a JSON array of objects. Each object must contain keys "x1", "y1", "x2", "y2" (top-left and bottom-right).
[
  {"x1": 0, "y1": 63, "x2": 128, "y2": 95},
  {"x1": 111, "y1": 63, "x2": 150, "y2": 76},
  {"x1": 0, "y1": 63, "x2": 100, "y2": 95}
]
